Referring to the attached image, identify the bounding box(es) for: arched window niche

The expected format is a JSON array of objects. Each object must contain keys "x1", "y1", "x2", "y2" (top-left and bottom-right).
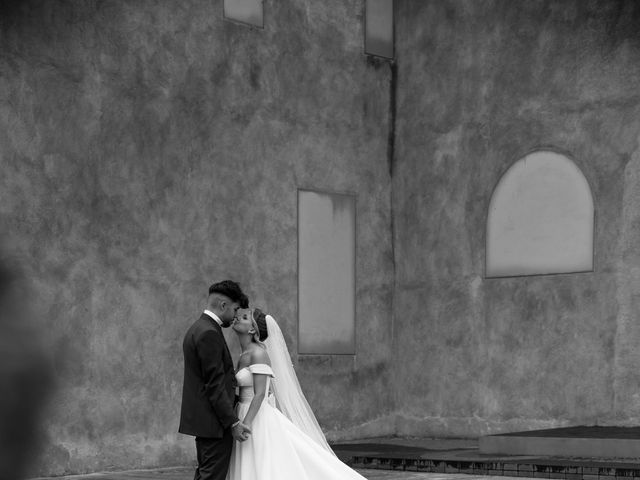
[{"x1": 486, "y1": 150, "x2": 595, "y2": 278}]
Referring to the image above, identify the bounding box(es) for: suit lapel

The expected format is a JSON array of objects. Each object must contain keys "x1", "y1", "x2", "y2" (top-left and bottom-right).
[{"x1": 206, "y1": 316, "x2": 234, "y2": 370}]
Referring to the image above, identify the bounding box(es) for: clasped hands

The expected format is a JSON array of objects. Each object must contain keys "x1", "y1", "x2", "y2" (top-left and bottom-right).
[{"x1": 231, "y1": 421, "x2": 252, "y2": 442}]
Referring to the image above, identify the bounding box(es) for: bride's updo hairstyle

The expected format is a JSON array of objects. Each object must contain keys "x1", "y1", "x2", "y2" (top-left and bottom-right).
[{"x1": 252, "y1": 308, "x2": 269, "y2": 342}]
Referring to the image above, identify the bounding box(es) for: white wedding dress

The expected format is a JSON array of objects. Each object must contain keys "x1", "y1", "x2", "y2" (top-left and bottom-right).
[{"x1": 226, "y1": 363, "x2": 367, "y2": 480}]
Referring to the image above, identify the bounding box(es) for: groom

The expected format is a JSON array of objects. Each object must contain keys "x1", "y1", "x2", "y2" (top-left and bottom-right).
[{"x1": 179, "y1": 280, "x2": 252, "y2": 480}]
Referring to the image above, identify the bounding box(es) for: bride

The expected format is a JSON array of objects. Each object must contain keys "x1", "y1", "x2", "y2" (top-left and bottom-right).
[{"x1": 227, "y1": 307, "x2": 367, "y2": 480}]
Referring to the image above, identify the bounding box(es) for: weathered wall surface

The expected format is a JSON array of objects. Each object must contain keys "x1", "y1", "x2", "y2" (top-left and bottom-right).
[
  {"x1": 0, "y1": 0, "x2": 394, "y2": 475},
  {"x1": 11, "y1": 0, "x2": 640, "y2": 473},
  {"x1": 393, "y1": 0, "x2": 640, "y2": 436}
]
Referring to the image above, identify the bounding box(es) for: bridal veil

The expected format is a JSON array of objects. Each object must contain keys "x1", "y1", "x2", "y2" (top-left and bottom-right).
[{"x1": 262, "y1": 314, "x2": 336, "y2": 455}]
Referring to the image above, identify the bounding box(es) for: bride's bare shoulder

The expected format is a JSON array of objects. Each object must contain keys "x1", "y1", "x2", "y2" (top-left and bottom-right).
[{"x1": 250, "y1": 347, "x2": 271, "y2": 366}]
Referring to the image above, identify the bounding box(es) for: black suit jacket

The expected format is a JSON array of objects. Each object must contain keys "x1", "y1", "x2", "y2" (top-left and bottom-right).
[{"x1": 179, "y1": 313, "x2": 238, "y2": 438}]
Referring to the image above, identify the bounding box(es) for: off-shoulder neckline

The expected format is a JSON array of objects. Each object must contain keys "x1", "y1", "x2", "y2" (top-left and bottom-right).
[{"x1": 237, "y1": 363, "x2": 272, "y2": 373}]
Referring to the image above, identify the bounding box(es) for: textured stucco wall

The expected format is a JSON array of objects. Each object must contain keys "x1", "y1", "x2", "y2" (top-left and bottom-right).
[
  {"x1": 393, "y1": 0, "x2": 640, "y2": 436},
  {"x1": 0, "y1": 0, "x2": 394, "y2": 475},
  {"x1": 11, "y1": 0, "x2": 640, "y2": 473}
]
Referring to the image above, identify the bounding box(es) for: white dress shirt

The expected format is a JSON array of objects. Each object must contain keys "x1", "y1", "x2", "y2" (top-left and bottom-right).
[{"x1": 203, "y1": 309, "x2": 223, "y2": 327}]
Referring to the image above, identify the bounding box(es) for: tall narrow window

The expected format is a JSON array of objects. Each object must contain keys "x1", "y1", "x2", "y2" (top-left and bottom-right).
[
  {"x1": 298, "y1": 190, "x2": 356, "y2": 355},
  {"x1": 486, "y1": 150, "x2": 594, "y2": 277},
  {"x1": 365, "y1": 0, "x2": 394, "y2": 59},
  {"x1": 224, "y1": 0, "x2": 264, "y2": 28}
]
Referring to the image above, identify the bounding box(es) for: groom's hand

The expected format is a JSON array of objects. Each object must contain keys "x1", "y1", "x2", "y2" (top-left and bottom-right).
[{"x1": 231, "y1": 422, "x2": 252, "y2": 442}]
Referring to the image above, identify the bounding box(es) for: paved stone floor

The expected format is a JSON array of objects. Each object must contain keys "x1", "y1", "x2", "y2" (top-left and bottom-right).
[
  {"x1": 361, "y1": 471, "x2": 519, "y2": 480},
  {"x1": 32, "y1": 467, "x2": 520, "y2": 480},
  {"x1": 32, "y1": 435, "x2": 640, "y2": 480}
]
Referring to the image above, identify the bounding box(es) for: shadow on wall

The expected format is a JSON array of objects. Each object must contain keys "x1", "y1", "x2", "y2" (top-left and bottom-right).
[
  {"x1": 0, "y1": 252, "x2": 55, "y2": 479},
  {"x1": 0, "y1": 0, "x2": 37, "y2": 24}
]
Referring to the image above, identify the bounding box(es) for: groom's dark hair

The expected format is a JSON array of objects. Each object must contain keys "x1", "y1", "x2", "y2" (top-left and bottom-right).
[{"x1": 208, "y1": 280, "x2": 249, "y2": 308}]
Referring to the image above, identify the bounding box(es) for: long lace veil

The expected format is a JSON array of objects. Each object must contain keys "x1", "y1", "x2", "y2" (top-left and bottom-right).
[{"x1": 263, "y1": 314, "x2": 336, "y2": 455}]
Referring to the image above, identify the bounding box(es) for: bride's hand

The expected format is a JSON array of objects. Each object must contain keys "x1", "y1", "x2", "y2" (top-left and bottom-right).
[{"x1": 232, "y1": 422, "x2": 252, "y2": 442}]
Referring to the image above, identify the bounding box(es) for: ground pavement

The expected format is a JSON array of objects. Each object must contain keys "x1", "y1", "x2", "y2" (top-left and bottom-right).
[
  {"x1": 31, "y1": 436, "x2": 640, "y2": 480},
  {"x1": 32, "y1": 466, "x2": 520, "y2": 480}
]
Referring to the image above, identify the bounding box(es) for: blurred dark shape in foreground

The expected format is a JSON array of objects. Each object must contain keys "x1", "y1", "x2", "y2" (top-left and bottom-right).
[{"x1": 0, "y1": 258, "x2": 54, "y2": 480}]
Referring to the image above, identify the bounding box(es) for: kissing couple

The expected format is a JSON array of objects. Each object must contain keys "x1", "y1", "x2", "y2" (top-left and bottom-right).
[{"x1": 178, "y1": 280, "x2": 367, "y2": 480}]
